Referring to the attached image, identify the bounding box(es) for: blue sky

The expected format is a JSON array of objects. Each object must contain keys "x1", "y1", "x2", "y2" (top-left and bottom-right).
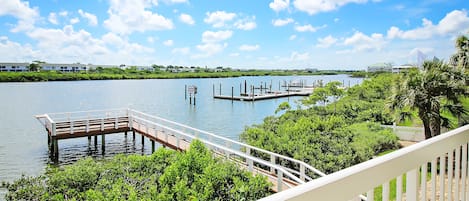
[{"x1": 0, "y1": 0, "x2": 468, "y2": 70}]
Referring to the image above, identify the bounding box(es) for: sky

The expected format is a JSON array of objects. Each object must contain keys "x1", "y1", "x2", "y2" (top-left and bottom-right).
[{"x1": 0, "y1": 0, "x2": 468, "y2": 70}]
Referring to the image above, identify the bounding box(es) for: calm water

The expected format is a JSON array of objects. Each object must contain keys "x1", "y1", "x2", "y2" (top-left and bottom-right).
[{"x1": 0, "y1": 75, "x2": 362, "y2": 196}]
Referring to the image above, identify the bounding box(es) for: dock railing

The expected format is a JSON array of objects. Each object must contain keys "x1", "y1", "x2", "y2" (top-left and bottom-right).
[
  {"x1": 261, "y1": 124, "x2": 469, "y2": 201},
  {"x1": 128, "y1": 109, "x2": 326, "y2": 183}
]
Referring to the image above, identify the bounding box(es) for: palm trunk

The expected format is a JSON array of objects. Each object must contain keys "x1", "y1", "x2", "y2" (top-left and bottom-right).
[{"x1": 420, "y1": 110, "x2": 432, "y2": 139}]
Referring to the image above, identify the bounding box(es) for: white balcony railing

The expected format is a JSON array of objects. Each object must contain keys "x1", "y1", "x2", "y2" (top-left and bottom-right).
[{"x1": 260, "y1": 125, "x2": 469, "y2": 201}]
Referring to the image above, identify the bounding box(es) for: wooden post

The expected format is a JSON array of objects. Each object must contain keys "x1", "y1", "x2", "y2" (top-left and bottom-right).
[
  {"x1": 189, "y1": 94, "x2": 192, "y2": 104},
  {"x1": 94, "y1": 135, "x2": 98, "y2": 147},
  {"x1": 101, "y1": 134, "x2": 105, "y2": 154},
  {"x1": 193, "y1": 96, "x2": 196, "y2": 105},
  {"x1": 239, "y1": 83, "x2": 242, "y2": 94},
  {"x1": 151, "y1": 140, "x2": 155, "y2": 153},
  {"x1": 88, "y1": 136, "x2": 91, "y2": 144},
  {"x1": 212, "y1": 84, "x2": 215, "y2": 97},
  {"x1": 219, "y1": 83, "x2": 222, "y2": 95},
  {"x1": 185, "y1": 85, "x2": 187, "y2": 100},
  {"x1": 141, "y1": 135, "x2": 145, "y2": 146},
  {"x1": 52, "y1": 138, "x2": 58, "y2": 159},
  {"x1": 244, "y1": 80, "x2": 247, "y2": 94},
  {"x1": 231, "y1": 86, "x2": 234, "y2": 103},
  {"x1": 124, "y1": 131, "x2": 127, "y2": 137},
  {"x1": 132, "y1": 130, "x2": 135, "y2": 140}
]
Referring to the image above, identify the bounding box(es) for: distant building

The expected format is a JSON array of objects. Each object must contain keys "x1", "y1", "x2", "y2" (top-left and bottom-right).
[
  {"x1": 367, "y1": 63, "x2": 392, "y2": 73},
  {"x1": 0, "y1": 62, "x2": 29, "y2": 72},
  {"x1": 41, "y1": 63, "x2": 88, "y2": 72},
  {"x1": 392, "y1": 64, "x2": 417, "y2": 73}
]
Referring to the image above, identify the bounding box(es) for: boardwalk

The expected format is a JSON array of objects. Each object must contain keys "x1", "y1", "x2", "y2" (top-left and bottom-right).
[
  {"x1": 213, "y1": 88, "x2": 313, "y2": 101},
  {"x1": 35, "y1": 108, "x2": 325, "y2": 192}
]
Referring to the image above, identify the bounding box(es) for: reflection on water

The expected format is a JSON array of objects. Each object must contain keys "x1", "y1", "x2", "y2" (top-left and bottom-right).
[{"x1": 0, "y1": 75, "x2": 363, "y2": 196}]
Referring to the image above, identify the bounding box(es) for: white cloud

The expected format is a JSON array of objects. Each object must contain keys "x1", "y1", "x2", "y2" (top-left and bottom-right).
[
  {"x1": 0, "y1": 0, "x2": 39, "y2": 32},
  {"x1": 293, "y1": 0, "x2": 367, "y2": 15},
  {"x1": 163, "y1": 0, "x2": 188, "y2": 3},
  {"x1": 272, "y1": 18, "x2": 294, "y2": 26},
  {"x1": 70, "y1": 17, "x2": 80, "y2": 24},
  {"x1": 59, "y1": 11, "x2": 68, "y2": 17},
  {"x1": 294, "y1": 24, "x2": 326, "y2": 32},
  {"x1": 387, "y1": 10, "x2": 469, "y2": 40},
  {"x1": 239, "y1": 44, "x2": 260, "y2": 51},
  {"x1": 289, "y1": 34, "x2": 297, "y2": 40},
  {"x1": 316, "y1": 35, "x2": 337, "y2": 48},
  {"x1": 343, "y1": 31, "x2": 386, "y2": 52},
  {"x1": 163, "y1": 39, "x2": 174, "y2": 46},
  {"x1": 147, "y1": 37, "x2": 155, "y2": 43},
  {"x1": 104, "y1": 0, "x2": 173, "y2": 35},
  {"x1": 48, "y1": 12, "x2": 59, "y2": 25},
  {"x1": 269, "y1": 0, "x2": 290, "y2": 12},
  {"x1": 235, "y1": 16, "x2": 257, "y2": 30},
  {"x1": 0, "y1": 36, "x2": 37, "y2": 61},
  {"x1": 204, "y1": 11, "x2": 236, "y2": 28},
  {"x1": 172, "y1": 47, "x2": 190, "y2": 55},
  {"x1": 202, "y1": 30, "x2": 233, "y2": 43},
  {"x1": 78, "y1": 9, "x2": 98, "y2": 26},
  {"x1": 230, "y1": 53, "x2": 240, "y2": 57},
  {"x1": 290, "y1": 51, "x2": 310, "y2": 61},
  {"x1": 179, "y1": 13, "x2": 195, "y2": 25},
  {"x1": 195, "y1": 43, "x2": 227, "y2": 58}
]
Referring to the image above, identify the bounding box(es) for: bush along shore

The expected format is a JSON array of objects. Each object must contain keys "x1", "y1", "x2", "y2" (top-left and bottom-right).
[
  {"x1": 2, "y1": 140, "x2": 272, "y2": 200},
  {"x1": 241, "y1": 74, "x2": 400, "y2": 175},
  {"x1": 0, "y1": 69, "x2": 346, "y2": 82}
]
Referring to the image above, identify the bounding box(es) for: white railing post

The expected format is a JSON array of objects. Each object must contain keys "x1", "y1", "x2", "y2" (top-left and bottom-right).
[
  {"x1": 115, "y1": 116, "x2": 118, "y2": 129},
  {"x1": 300, "y1": 164, "x2": 305, "y2": 181},
  {"x1": 129, "y1": 112, "x2": 133, "y2": 129},
  {"x1": 70, "y1": 120, "x2": 74, "y2": 134},
  {"x1": 270, "y1": 155, "x2": 276, "y2": 174},
  {"x1": 406, "y1": 169, "x2": 418, "y2": 201},
  {"x1": 461, "y1": 144, "x2": 467, "y2": 201},
  {"x1": 382, "y1": 182, "x2": 390, "y2": 201},
  {"x1": 439, "y1": 154, "x2": 446, "y2": 201},
  {"x1": 100, "y1": 118, "x2": 104, "y2": 131},
  {"x1": 277, "y1": 170, "x2": 283, "y2": 192},
  {"x1": 396, "y1": 175, "x2": 403, "y2": 201},
  {"x1": 246, "y1": 147, "x2": 253, "y2": 172},
  {"x1": 420, "y1": 164, "x2": 427, "y2": 201},
  {"x1": 51, "y1": 122, "x2": 56, "y2": 136},
  {"x1": 366, "y1": 189, "x2": 374, "y2": 201}
]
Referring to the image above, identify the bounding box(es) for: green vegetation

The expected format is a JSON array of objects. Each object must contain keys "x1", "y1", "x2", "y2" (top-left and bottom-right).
[
  {"x1": 241, "y1": 74, "x2": 400, "y2": 174},
  {"x1": 2, "y1": 140, "x2": 271, "y2": 200},
  {"x1": 0, "y1": 68, "x2": 343, "y2": 82}
]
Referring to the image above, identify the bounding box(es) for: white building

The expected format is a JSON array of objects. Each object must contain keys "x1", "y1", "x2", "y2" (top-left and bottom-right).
[
  {"x1": 41, "y1": 63, "x2": 88, "y2": 72},
  {"x1": 392, "y1": 64, "x2": 417, "y2": 73},
  {"x1": 367, "y1": 63, "x2": 392, "y2": 73},
  {"x1": 0, "y1": 62, "x2": 30, "y2": 72}
]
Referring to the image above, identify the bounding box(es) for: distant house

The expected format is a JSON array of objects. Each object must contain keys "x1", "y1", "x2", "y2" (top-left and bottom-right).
[
  {"x1": 41, "y1": 63, "x2": 88, "y2": 72},
  {"x1": 0, "y1": 62, "x2": 29, "y2": 72},
  {"x1": 392, "y1": 64, "x2": 417, "y2": 73},
  {"x1": 367, "y1": 63, "x2": 392, "y2": 73}
]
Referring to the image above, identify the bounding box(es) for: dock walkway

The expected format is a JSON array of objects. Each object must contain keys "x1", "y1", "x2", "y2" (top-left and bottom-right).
[{"x1": 35, "y1": 108, "x2": 325, "y2": 192}]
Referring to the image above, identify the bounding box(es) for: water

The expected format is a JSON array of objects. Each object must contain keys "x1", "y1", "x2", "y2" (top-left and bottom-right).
[{"x1": 0, "y1": 74, "x2": 362, "y2": 196}]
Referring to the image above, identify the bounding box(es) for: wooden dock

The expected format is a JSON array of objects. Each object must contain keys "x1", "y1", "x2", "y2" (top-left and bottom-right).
[
  {"x1": 214, "y1": 89, "x2": 313, "y2": 101},
  {"x1": 36, "y1": 108, "x2": 326, "y2": 192}
]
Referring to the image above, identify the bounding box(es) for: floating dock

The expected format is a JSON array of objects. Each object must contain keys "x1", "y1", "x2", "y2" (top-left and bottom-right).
[{"x1": 214, "y1": 89, "x2": 313, "y2": 101}]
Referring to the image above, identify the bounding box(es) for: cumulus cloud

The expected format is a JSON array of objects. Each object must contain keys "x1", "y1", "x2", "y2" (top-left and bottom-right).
[
  {"x1": 0, "y1": 36, "x2": 37, "y2": 61},
  {"x1": 234, "y1": 16, "x2": 257, "y2": 30},
  {"x1": 163, "y1": 39, "x2": 174, "y2": 46},
  {"x1": 272, "y1": 18, "x2": 294, "y2": 26},
  {"x1": 239, "y1": 44, "x2": 260, "y2": 51},
  {"x1": 290, "y1": 51, "x2": 310, "y2": 61},
  {"x1": 0, "y1": 0, "x2": 39, "y2": 32},
  {"x1": 78, "y1": 9, "x2": 98, "y2": 26},
  {"x1": 316, "y1": 35, "x2": 337, "y2": 48},
  {"x1": 179, "y1": 13, "x2": 195, "y2": 25},
  {"x1": 104, "y1": 0, "x2": 173, "y2": 35},
  {"x1": 269, "y1": 0, "x2": 290, "y2": 12},
  {"x1": 289, "y1": 34, "x2": 297, "y2": 40},
  {"x1": 172, "y1": 47, "x2": 190, "y2": 55},
  {"x1": 387, "y1": 10, "x2": 469, "y2": 40},
  {"x1": 293, "y1": 0, "x2": 367, "y2": 15},
  {"x1": 343, "y1": 31, "x2": 386, "y2": 52},
  {"x1": 195, "y1": 43, "x2": 227, "y2": 58},
  {"x1": 48, "y1": 12, "x2": 59, "y2": 25},
  {"x1": 202, "y1": 30, "x2": 233, "y2": 43},
  {"x1": 204, "y1": 11, "x2": 237, "y2": 28},
  {"x1": 294, "y1": 24, "x2": 326, "y2": 32},
  {"x1": 70, "y1": 17, "x2": 80, "y2": 25}
]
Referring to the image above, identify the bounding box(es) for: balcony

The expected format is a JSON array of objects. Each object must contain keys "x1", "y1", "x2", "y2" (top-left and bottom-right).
[{"x1": 261, "y1": 125, "x2": 469, "y2": 201}]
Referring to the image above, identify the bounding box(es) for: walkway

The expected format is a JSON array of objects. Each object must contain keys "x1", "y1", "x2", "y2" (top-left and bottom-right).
[{"x1": 35, "y1": 108, "x2": 325, "y2": 192}]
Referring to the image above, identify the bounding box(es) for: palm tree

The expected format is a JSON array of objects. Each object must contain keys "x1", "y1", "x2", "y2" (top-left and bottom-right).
[
  {"x1": 451, "y1": 34, "x2": 469, "y2": 69},
  {"x1": 390, "y1": 59, "x2": 467, "y2": 139}
]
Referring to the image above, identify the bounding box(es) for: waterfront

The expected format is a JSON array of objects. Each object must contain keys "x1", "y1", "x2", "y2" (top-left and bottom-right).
[{"x1": 0, "y1": 75, "x2": 362, "y2": 195}]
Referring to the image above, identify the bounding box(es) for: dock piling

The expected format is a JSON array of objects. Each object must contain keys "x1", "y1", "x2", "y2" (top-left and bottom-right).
[
  {"x1": 101, "y1": 134, "x2": 105, "y2": 154},
  {"x1": 185, "y1": 85, "x2": 187, "y2": 100},
  {"x1": 231, "y1": 86, "x2": 234, "y2": 103}
]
